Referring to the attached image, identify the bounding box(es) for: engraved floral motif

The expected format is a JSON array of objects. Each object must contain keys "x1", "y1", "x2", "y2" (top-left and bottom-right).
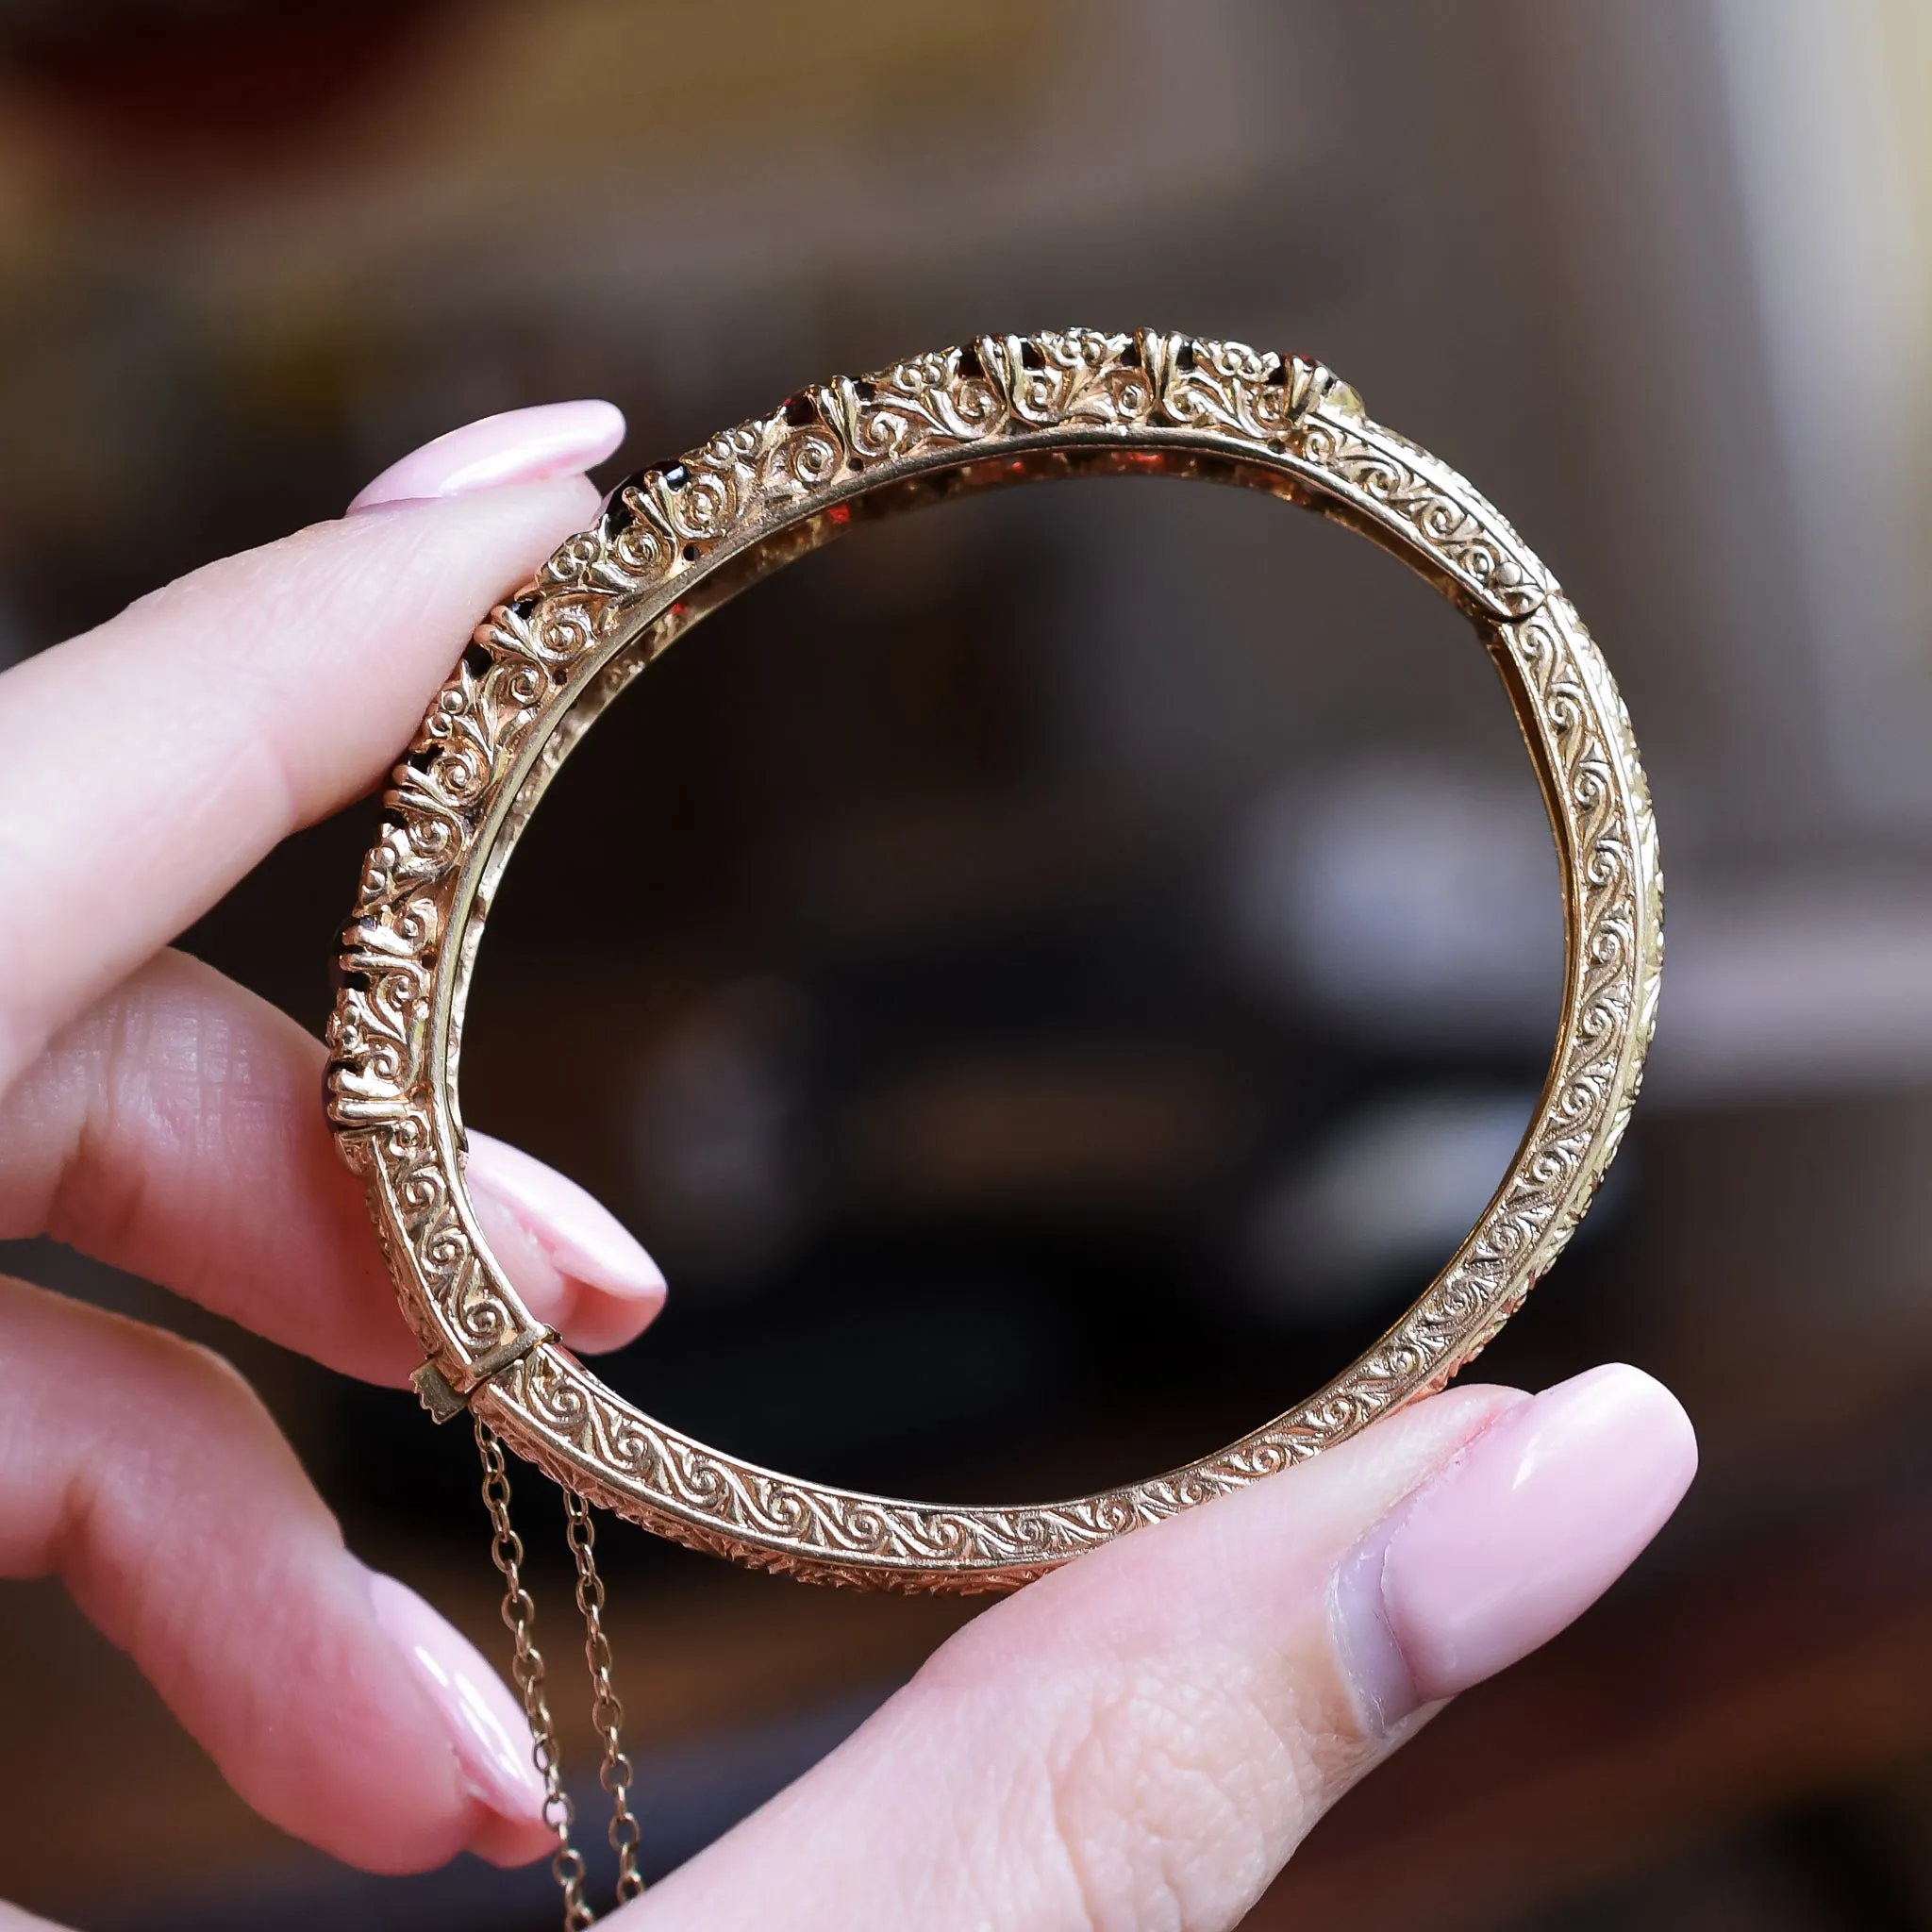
[{"x1": 325, "y1": 330, "x2": 1660, "y2": 1591}]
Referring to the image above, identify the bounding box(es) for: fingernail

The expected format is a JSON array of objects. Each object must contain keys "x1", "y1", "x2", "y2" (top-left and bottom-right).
[
  {"x1": 1332, "y1": 1364, "x2": 1697, "y2": 1732},
  {"x1": 347, "y1": 401, "x2": 625, "y2": 514},
  {"x1": 364, "y1": 1571, "x2": 545, "y2": 1825},
  {"x1": 467, "y1": 1131, "x2": 666, "y2": 1307}
]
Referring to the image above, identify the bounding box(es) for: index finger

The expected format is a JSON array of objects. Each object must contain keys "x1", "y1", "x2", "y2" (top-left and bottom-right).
[{"x1": 0, "y1": 454, "x2": 607, "y2": 1097}]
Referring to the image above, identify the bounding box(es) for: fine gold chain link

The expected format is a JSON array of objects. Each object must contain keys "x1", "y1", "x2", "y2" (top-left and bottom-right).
[
  {"x1": 475, "y1": 1418, "x2": 593, "y2": 1930},
  {"x1": 564, "y1": 1490, "x2": 645, "y2": 1904}
]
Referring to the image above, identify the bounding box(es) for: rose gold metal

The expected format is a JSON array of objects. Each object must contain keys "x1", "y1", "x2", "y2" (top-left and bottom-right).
[{"x1": 326, "y1": 329, "x2": 1662, "y2": 1593}]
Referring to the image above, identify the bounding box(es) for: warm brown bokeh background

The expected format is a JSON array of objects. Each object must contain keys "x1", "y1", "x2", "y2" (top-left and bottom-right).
[{"x1": 5, "y1": 3, "x2": 1932, "y2": 1926}]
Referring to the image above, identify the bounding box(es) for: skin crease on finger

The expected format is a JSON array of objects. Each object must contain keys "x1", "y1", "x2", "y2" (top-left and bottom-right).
[
  {"x1": 0, "y1": 414, "x2": 689, "y2": 1924},
  {"x1": 0, "y1": 1347, "x2": 1692, "y2": 1932},
  {"x1": 0, "y1": 475, "x2": 602, "y2": 1098},
  {"x1": 0, "y1": 949, "x2": 664, "y2": 1383},
  {"x1": 624, "y1": 1369, "x2": 1691, "y2": 1932},
  {"x1": 630, "y1": 1387, "x2": 1515, "y2": 1932},
  {"x1": 0, "y1": 417, "x2": 666, "y2": 1918},
  {"x1": 0, "y1": 408, "x2": 1698, "y2": 1931},
  {"x1": 0, "y1": 1273, "x2": 554, "y2": 1874}
]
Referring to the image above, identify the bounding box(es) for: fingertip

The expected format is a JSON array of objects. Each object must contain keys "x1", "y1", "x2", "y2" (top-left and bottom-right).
[
  {"x1": 470, "y1": 1807, "x2": 564, "y2": 1870},
  {"x1": 347, "y1": 401, "x2": 626, "y2": 514},
  {"x1": 1367, "y1": 1362, "x2": 1697, "y2": 1710},
  {"x1": 466, "y1": 1131, "x2": 666, "y2": 1354},
  {"x1": 362, "y1": 1569, "x2": 554, "y2": 1864},
  {"x1": 549, "y1": 1269, "x2": 670, "y2": 1355},
  {"x1": 1583, "y1": 1359, "x2": 1700, "y2": 1482}
]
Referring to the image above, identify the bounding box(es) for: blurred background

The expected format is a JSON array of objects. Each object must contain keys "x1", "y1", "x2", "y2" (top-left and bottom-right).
[{"x1": 3, "y1": 0, "x2": 1932, "y2": 1925}]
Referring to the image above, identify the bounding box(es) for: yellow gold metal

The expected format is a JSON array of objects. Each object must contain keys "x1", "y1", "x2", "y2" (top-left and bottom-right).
[
  {"x1": 564, "y1": 1491, "x2": 645, "y2": 1906},
  {"x1": 409, "y1": 1359, "x2": 467, "y2": 1424},
  {"x1": 474, "y1": 1419, "x2": 591, "y2": 1928},
  {"x1": 328, "y1": 329, "x2": 1663, "y2": 1594}
]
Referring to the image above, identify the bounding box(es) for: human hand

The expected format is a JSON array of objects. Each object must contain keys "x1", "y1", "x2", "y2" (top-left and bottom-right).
[{"x1": 0, "y1": 402, "x2": 1696, "y2": 1931}]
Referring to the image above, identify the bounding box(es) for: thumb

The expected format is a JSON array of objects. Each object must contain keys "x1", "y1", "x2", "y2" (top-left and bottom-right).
[{"x1": 630, "y1": 1364, "x2": 1695, "y2": 1932}]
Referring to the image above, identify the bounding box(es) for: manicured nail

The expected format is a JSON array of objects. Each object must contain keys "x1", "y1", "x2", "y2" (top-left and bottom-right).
[
  {"x1": 347, "y1": 401, "x2": 625, "y2": 514},
  {"x1": 1333, "y1": 1364, "x2": 1697, "y2": 1732},
  {"x1": 467, "y1": 1131, "x2": 666, "y2": 1345},
  {"x1": 364, "y1": 1571, "x2": 545, "y2": 1825}
]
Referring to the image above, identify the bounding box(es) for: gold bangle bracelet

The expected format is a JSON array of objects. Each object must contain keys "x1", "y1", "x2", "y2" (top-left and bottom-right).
[{"x1": 325, "y1": 328, "x2": 1661, "y2": 1594}]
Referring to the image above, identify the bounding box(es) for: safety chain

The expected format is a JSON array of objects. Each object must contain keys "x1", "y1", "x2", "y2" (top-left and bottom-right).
[
  {"x1": 475, "y1": 1418, "x2": 593, "y2": 1930},
  {"x1": 565, "y1": 1490, "x2": 646, "y2": 1904}
]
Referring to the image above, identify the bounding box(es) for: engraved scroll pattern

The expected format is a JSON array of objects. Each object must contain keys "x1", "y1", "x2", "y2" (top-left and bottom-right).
[
  {"x1": 475, "y1": 591, "x2": 1658, "y2": 1591},
  {"x1": 325, "y1": 329, "x2": 1657, "y2": 1590}
]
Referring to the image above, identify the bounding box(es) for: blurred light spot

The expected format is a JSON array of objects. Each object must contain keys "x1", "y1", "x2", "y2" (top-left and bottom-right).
[
  {"x1": 1245, "y1": 1090, "x2": 1539, "y2": 1319},
  {"x1": 1230, "y1": 759, "x2": 1562, "y2": 1046},
  {"x1": 1652, "y1": 872, "x2": 1932, "y2": 1106}
]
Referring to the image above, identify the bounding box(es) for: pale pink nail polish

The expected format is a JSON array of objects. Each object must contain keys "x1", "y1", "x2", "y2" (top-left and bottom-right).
[
  {"x1": 467, "y1": 1131, "x2": 666, "y2": 1308},
  {"x1": 1333, "y1": 1365, "x2": 1696, "y2": 1731},
  {"x1": 365, "y1": 1571, "x2": 545, "y2": 1825},
  {"x1": 347, "y1": 401, "x2": 625, "y2": 514}
]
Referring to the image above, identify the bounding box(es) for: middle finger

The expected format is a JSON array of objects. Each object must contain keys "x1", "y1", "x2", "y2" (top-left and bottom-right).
[{"x1": 0, "y1": 948, "x2": 662, "y2": 1384}]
